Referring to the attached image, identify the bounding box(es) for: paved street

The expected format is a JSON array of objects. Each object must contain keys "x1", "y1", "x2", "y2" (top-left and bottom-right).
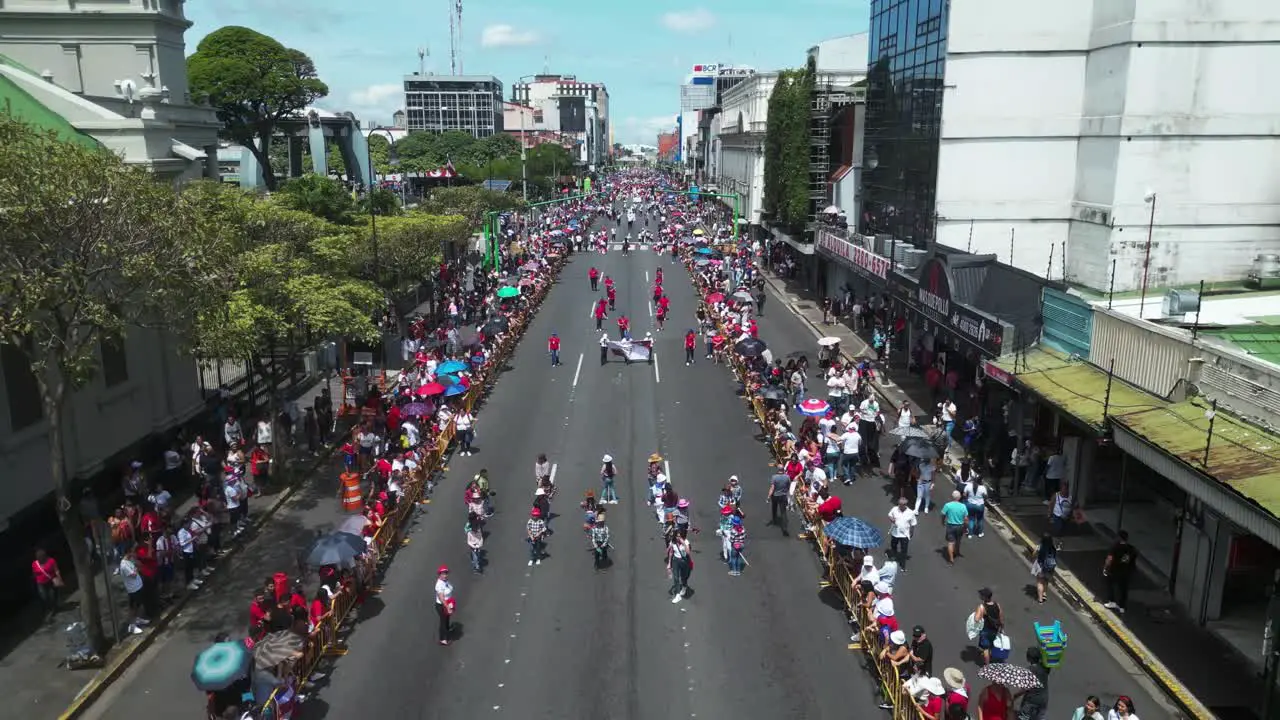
[{"x1": 78, "y1": 204, "x2": 1174, "y2": 720}]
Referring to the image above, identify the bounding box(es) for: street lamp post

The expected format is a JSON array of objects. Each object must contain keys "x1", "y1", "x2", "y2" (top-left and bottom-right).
[
  {"x1": 516, "y1": 74, "x2": 540, "y2": 202},
  {"x1": 1140, "y1": 190, "x2": 1157, "y2": 319},
  {"x1": 364, "y1": 127, "x2": 401, "y2": 280}
]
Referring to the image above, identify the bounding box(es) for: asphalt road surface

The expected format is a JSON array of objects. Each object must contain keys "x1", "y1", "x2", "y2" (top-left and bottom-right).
[
  {"x1": 305, "y1": 208, "x2": 879, "y2": 720},
  {"x1": 79, "y1": 202, "x2": 1169, "y2": 720}
]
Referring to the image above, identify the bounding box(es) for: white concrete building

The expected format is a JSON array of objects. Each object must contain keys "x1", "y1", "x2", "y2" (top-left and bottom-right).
[
  {"x1": 935, "y1": 0, "x2": 1280, "y2": 292},
  {"x1": 715, "y1": 73, "x2": 778, "y2": 228},
  {"x1": 0, "y1": 0, "x2": 220, "y2": 182},
  {"x1": 511, "y1": 75, "x2": 610, "y2": 166}
]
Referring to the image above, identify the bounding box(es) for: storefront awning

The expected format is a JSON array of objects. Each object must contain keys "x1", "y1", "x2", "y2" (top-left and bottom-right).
[
  {"x1": 1112, "y1": 398, "x2": 1280, "y2": 545},
  {"x1": 765, "y1": 223, "x2": 814, "y2": 255},
  {"x1": 992, "y1": 347, "x2": 1167, "y2": 432}
]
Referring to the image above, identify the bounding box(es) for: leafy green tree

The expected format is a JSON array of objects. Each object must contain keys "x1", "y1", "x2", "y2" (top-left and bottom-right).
[
  {"x1": 190, "y1": 185, "x2": 381, "y2": 476},
  {"x1": 763, "y1": 60, "x2": 815, "y2": 231},
  {"x1": 420, "y1": 186, "x2": 523, "y2": 228},
  {"x1": 361, "y1": 187, "x2": 401, "y2": 217},
  {"x1": 275, "y1": 173, "x2": 357, "y2": 224},
  {"x1": 188, "y1": 26, "x2": 329, "y2": 190},
  {"x1": 326, "y1": 142, "x2": 347, "y2": 178},
  {"x1": 346, "y1": 213, "x2": 469, "y2": 293},
  {"x1": 395, "y1": 131, "x2": 443, "y2": 170},
  {"x1": 0, "y1": 117, "x2": 231, "y2": 652},
  {"x1": 367, "y1": 134, "x2": 393, "y2": 175},
  {"x1": 474, "y1": 133, "x2": 521, "y2": 165},
  {"x1": 527, "y1": 142, "x2": 576, "y2": 177}
]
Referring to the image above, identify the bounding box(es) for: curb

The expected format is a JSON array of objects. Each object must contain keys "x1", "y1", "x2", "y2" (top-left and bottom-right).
[
  {"x1": 58, "y1": 441, "x2": 345, "y2": 720},
  {"x1": 761, "y1": 273, "x2": 1212, "y2": 719},
  {"x1": 983, "y1": 501, "x2": 1214, "y2": 720}
]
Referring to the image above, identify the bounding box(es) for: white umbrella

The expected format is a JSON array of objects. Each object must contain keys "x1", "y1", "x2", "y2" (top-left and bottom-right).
[
  {"x1": 736, "y1": 217, "x2": 749, "y2": 225},
  {"x1": 817, "y1": 336, "x2": 841, "y2": 347},
  {"x1": 821, "y1": 205, "x2": 841, "y2": 215}
]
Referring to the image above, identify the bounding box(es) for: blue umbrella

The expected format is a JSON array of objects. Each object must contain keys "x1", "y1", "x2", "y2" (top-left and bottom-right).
[
  {"x1": 695, "y1": 247, "x2": 716, "y2": 256},
  {"x1": 823, "y1": 516, "x2": 883, "y2": 549},
  {"x1": 436, "y1": 374, "x2": 460, "y2": 386},
  {"x1": 437, "y1": 360, "x2": 468, "y2": 375},
  {"x1": 444, "y1": 383, "x2": 468, "y2": 398},
  {"x1": 192, "y1": 641, "x2": 252, "y2": 691}
]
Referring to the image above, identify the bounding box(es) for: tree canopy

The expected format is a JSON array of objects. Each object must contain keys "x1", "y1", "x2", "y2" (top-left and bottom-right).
[
  {"x1": 0, "y1": 115, "x2": 235, "y2": 651},
  {"x1": 419, "y1": 185, "x2": 525, "y2": 228},
  {"x1": 394, "y1": 131, "x2": 576, "y2": 188},
  {"x1": 275, "y1": 172, "x2": 358, "y2": 224},
  {"x1": 188, "y1": 26, "x2": 329, "y2": 191},
  {"x1": 763, "y1": 59, "x2": 816, "y2": 232}
]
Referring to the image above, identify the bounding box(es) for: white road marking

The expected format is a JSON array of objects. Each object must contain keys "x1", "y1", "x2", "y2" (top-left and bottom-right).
[
  {"x1": 587, "y1": 301, "x2": 595, "y2": 320},
  {"x1": 648, "y1": 301, "x2": 654, "y2": 318},
  {"x1": 572, "y1": 353, "x2": 584, "y2": 387},
  {"x1": 645, "y1": 270, "x2": 650, "y2": 282},
  {"x1": 664, "y1": 459, "x2": 672, "y2": 483},
  {"x1": 550, "y1": 463, "x2": 558, "y2": 485},
  {"x1": 653, "y1": 351, "x2": 661, "y2": 384}
]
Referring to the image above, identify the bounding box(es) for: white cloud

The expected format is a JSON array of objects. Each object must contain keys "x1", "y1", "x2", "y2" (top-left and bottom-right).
[
  {"x1": 481, "y1": 24, "x2": 540, "y2": 48},
  {"x1": 347, "y1": 83, "x2": 402, "y2": 125},
  {"x1": 660, "y1": 9, "x2": 715, "y2": 33}
]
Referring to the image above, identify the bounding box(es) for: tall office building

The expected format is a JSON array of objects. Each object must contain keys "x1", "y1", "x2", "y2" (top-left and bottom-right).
[
  {"x1": 858, "y1": 0, "x2": 948, "y2": 247},
  {"x1": 861, "y1": 0, "x2": 1280, "y2": 291},
  {"x1": 402, "y1": 74, "x2": 504, "y2": 137}
]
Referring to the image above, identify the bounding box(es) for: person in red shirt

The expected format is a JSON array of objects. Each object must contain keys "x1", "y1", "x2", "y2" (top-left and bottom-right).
[
  {"x1": 785, "y1": 457, "x2": 805, "y2": 482},
  {"x1": 386, "y1": 404, "x2": 402, "y2": 434},
  {"x1": 606, "y1": 285, "x2": 617, "y2": 311},
  {"x1": 652, "y1": 283, "x2": 663, "y2": 305},
  {"x1": 655, "y1": 268, "x2": 663, "y2": 285},
  {"x1": 817, "y1": 487, "x2": 842, "y2": 522},
  {"x1": 603, "y1": 275, "x2": 613, "y2": 292},
  {"x1": 588, "y1": 267, "x2": 599, "y2": 291},
  {"x1": 249, "y1": 590, "x2": 271, "y2": 638},
  {"x1": 309, "y1": 589, "x2": 328, "y2": 630},
  {"x1": 547, "y1": 333, "x2": 561, "y2": 366},
  {"x1": 683, "y1": 329, "x2": 697, "y2": 365},
  {"x1": 655, "y1": 304, "x2": 667, "y2": 331},
  {"x1": 594, "y1": 299, "x2": 608, "y2": 331},
  {"x1": 617, "y1": 314, "x2": 630, "y2": 340},
  {"x1": 31, "y1": 548, "x2": 62, "y2": 621},
  {"x1": 134, "y1": 540, "x2": 160, "y2": 620},
  {"x1": 658, "y1": 294, "x2": 670, "y2": 314}
]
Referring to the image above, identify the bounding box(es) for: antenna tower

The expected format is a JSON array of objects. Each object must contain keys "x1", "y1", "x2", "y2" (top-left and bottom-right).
[
  {"x1": 418, "y1": 46, "x2": 427, "y2": 75},
  {"x1": 448, "y1": 3, "x2": 457, "y2": 75},
  {"x1": 543, "y1": 55, "x2": 550, "y2": 75},
  {"x1": 455, "y1": 0, "x2": 464, "y2": 75}
]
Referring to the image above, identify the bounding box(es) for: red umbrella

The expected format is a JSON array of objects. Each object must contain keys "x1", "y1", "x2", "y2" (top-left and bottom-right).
[
  {"x1": 706, "y1": 292, "x2": 725, "y2": 304},
  {"x1": 416, "y1": 382, "x2": 446, "y2": 397},
  {"x1": 457, "y1": 376, "x2": 472, "y2": 388}
]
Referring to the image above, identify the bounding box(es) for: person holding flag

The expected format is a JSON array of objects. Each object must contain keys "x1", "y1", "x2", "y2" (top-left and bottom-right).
[{"x1": 547, "y1": 332, "x2": 561, "y2": 367}]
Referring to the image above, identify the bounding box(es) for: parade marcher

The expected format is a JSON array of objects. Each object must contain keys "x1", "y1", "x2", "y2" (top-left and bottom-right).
[
  {"x1": 590, "y1": 516, "x2": 611, "y2": 570},
  {"x1": 666, "y1": 528, "x2": 692, "y2": 603},
  {"x1": 434, "y1": 566, "x2": 454, "y2": 645},
  {"x1": 727, "y1": 515, "x2": 747, "y2": 576},
  {"x1": 588, "y1": 266, "x2": 600, "y2": 291},
  {"x1": 547, "y1": 332, "x2": 561, "y2": 367},
  {"x1": 600, "y1": 454, "x2": 619, "y2": 504},
  {"x1": 526, "y1": 507, "x2": 548, "y2": 566},
  {"x1": 599, "y1": 333, "x2": 610, "y2": 366}
]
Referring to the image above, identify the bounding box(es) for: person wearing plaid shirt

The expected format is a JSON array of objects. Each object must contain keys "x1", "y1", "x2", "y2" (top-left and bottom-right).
[
  {"x1": 526, "y1": 508, "x2": 547, "y2": 566},
  {"x1": 589, "y1": 519, "x2": 611, "y2": 569},
  {"x1": 728, "y1": 517, "x2": 748, "y2": 576}
]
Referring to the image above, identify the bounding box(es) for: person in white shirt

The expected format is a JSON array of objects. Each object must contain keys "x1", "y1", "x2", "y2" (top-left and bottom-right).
[
  {"x1": 434, "y1": 566, "x2": 454, "y2": 645},
  {"x1": 887, "y1": 497, "x2": 918, "y2": 571},
  {"x1": 938, "y1": 399, "x2": 957, "y2": 440},
  {"x1": 858, "y1": 396, "x2": 881, "y2": 468},
  {"x1": 403, "y1": 420, "x2": 420, "y2": 448},
  {"x1": 176, "y1": 523, "x2": 201, "y2": 590},
  {"x1": 897, "y1": 402, "x2": 913, "y2": 428},
  {"x1": 119, "y1": 549, "x2": 147, "y2": 633},
  {"x1": 255, "y1": 418, "x2": 273, "y2": 447},
  {"x1": 837, "y1": 425, "x2": 862, "y2": 485},
  {"x1": 455, "y1": 411, "x2": 475, "y2": 456},
  {"x1": 963, "y1": 475, "x2": 988, "y2": 538},
  {"x1": 878, "y1": 556, "x2": 899, "y2": 591},
  {"x1": 856, "y1": 554, "x2": 880, "y2": 586}
]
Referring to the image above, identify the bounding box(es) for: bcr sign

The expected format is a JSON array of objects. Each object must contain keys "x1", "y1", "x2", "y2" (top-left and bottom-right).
[{"x1": 816, "y1": 229, "x2": 890, "y2": 280}]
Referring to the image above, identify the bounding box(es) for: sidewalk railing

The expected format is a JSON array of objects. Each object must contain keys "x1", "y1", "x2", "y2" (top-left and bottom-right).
[
  {"x1": 261, "y1": 259, "x2": 560, "y2": 716},
  {"x1": 689, "y1": 253, "x2": 926, "y2": 720}
]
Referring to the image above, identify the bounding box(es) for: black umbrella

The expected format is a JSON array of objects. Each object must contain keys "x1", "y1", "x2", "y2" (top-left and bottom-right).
[
  {"x1": 305, "y1": 532, "x2": 365, "y2": 569},
  {"x1": 734, "y1": 337, "x2": 767, "y2": 357},
  {"x1": 901, "y1": 438, "x2": 939, "y2": 460},
  {"x1": 483, "y1": 318, "x2": 510, "y2": 335},
  {"x1": 457, "y1": 328, "x2": 481, "y2": 347}
]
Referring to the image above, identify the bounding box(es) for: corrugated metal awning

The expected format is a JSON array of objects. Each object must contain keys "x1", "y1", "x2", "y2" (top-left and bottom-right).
[{"x1": 1113, "y1": 424, "x2": 1280, "y2": 548}]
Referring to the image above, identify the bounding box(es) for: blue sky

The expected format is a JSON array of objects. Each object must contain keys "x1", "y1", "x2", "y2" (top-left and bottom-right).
[{"x1": 185, "y1": 0, "x2": 868, "y2": 145}]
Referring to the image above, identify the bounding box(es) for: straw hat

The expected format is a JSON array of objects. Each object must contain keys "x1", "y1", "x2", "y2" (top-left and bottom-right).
[
  {"x1": 944, "y1": 667, "x2": 966, "y2": 690},
  {"x1": 648, "y1": 453, "x2": 663, "y2": 463}
]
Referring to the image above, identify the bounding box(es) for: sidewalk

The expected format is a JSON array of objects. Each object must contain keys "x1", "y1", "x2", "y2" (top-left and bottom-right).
[
  {"x1": 760, "y1": 267, "x2": 1234, "y2": 719},
  {"x1": 0, "y1": 374, "x2": 348, "y2": 720}
]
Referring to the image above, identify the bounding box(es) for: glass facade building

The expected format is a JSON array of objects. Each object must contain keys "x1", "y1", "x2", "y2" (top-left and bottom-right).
[{"x1": 860, "y1": 0, "x2": 949, "y2": 245}]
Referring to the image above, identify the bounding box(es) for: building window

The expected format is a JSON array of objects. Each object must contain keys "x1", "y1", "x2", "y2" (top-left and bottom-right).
[
  {"x1": 100, "y1": 335, "x2": 129, "y2": 387},
  {"x1": 1, "y1": 341, "x2": 43, "y2": 431}
]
